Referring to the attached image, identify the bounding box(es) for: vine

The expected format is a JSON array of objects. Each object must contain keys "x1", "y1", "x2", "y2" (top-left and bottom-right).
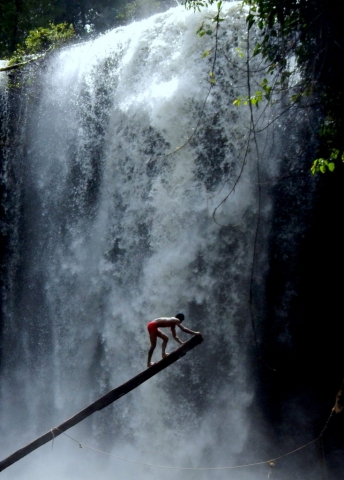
[{"x1": 186, "y1": 0, "x2": 344, "y2": 175}]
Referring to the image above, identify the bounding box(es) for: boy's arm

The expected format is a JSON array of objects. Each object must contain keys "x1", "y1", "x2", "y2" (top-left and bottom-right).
[
  {"x1": 178, "y1": 324, "x2": 201, "y2": 336},
  {"x1": 171, "y1": 325, "x2": 184, "y2": 345}
]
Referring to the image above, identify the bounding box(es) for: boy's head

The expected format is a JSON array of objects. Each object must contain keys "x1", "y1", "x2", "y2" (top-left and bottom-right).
[{"x1": 175, "y1": 313, "x2": 185, "y2": 322}]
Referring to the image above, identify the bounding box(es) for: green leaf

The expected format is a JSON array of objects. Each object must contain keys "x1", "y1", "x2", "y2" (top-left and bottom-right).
[
  {"x1": 196, "y1": 23, "x2": 204, "y2": 35},
  {"x1": 246, "y1": 14, "x2": 255, "y2": 30},
  {"x1": 253, "y1": 43, "x2": 261, "y2": 57},
  {"x1": 236, "y1": 47, "x2": 244, "y2": 58},
  {"x1": 330, "y1": 148, "x2": 339, "y2": 160}
]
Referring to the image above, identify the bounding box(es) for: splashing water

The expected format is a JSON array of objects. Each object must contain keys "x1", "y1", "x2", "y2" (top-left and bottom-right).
[{"x1": 0, "y1": 3, "x2": 294, "y2": 479}]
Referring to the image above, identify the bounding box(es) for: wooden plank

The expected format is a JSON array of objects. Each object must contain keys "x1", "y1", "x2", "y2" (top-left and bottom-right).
[{"x1": 0, "y1": 334, "x2": 203, "y2": 472}]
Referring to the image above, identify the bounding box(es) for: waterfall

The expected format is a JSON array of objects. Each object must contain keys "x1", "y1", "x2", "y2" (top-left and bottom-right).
[{"x1": 0, "y1": 2, "x2": 319, "y2": 479}]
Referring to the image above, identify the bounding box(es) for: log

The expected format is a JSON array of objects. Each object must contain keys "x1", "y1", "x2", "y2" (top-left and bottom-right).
[
  {"x1": 0, "y1": 56, "x2": 44, "y2": 72},
  {"x1": 0, "y1": 47, "x2": 53, "y2": 72},
  {"x1": 0, "y1": 334, "x2": 203, "y2": 472}
]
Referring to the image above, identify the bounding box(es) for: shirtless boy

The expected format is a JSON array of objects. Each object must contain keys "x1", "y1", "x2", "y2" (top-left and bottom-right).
[{"x1": 147, "y1": 313, "x2": 201, "y2": 367}]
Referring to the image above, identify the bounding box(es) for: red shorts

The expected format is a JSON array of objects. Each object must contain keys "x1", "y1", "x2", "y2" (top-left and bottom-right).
[{"x1": 147, "y1": 321, "x2": 158, "y2": 335}]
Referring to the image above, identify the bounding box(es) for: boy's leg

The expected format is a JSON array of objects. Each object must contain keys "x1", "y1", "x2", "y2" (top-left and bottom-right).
[
  {"x1": 147, "y1": 335, "x2": 157, "y2": 367},
  {"x1": 157, "y1": 329, "x2": 169, "y2": 358}
]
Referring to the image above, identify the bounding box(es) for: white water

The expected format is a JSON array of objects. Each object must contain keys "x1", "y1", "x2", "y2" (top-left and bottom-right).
[
  {"x1": 0, "y1": 3, "x2": 283, "y2": 479},
  {"x1": 0, "y1": 61, "x2": 8, "y2": 88}
]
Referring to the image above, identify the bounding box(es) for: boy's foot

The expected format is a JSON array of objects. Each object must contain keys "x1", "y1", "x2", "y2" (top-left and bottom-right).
[{"x1": 162, "y1": 353, "x2": 169, "y2": 358}]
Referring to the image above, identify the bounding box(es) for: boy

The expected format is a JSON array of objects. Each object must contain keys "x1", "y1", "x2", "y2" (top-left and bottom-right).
[{"x1": 147, "y1": 313, "x2": 201, "y2": 367}]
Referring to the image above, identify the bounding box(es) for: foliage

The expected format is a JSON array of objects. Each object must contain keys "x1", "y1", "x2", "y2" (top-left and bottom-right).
[
  {"x1": 242, "y1": 0, "x2": 344, "y2": 174},
  {"x1": 185, "y1": 0, "x2": 344, "y2": 175},
  {"x1": 2, "y1": 0, "x2": 344, "y2": 175},
  {"x1": 311, "y1": 150, "x2": 344, "y2": 175},
  {"x1": 195, "y1": 0, "x2": 225, "y2": 36},
  {"x1": 8, "y1": 23, "x2": 75, "y2": 65},
  {"x1": 185, "y1": 0, "x2": 216, "y2": 11},
  {"x1": 186, "y1": 0, "x2": 224, "y2": 86},
  {"x1": 115, "y1": 0, "x2": 166, "y2": 23},
  {"x1": 0, "y1": 0, "x2": 173, "y2": 59}
]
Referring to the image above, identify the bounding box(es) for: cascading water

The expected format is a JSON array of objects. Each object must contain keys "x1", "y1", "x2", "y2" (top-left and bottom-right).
[{"x1": 0, "y1": 2, "x2": 324, "y2": 479}]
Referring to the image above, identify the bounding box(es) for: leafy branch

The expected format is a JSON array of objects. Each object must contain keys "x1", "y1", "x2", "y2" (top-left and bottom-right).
[
  {"x1": 6, "y1": 23, "x2": 75, "y2": 68},
  {"x1": 311, "y1": 149, "x2": 344, "y2": 175}
]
